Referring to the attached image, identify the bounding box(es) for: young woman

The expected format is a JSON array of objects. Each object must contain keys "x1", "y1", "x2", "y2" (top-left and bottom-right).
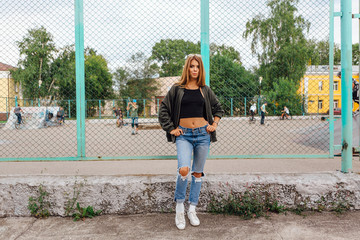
[{"x1": 159, "y1": 54, "x2": 224, "y2": 230}]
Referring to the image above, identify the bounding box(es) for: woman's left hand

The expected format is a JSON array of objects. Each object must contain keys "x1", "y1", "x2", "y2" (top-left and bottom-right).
[{"x1": 206, "y1": 123, "x2": 217, "y2": 133}]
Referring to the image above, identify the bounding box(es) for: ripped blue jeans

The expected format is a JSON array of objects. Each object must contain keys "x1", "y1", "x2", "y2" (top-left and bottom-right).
[{"x1": 174, "y1": 125, "x2": 210, "y2": 206}]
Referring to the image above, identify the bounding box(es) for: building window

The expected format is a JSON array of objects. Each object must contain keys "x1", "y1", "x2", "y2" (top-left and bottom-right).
[
  {"x1": 318, "y1": 81, "x2": 323, "y2": 91},
  {"x1": 334, "y1": 100, "x2": 339, "y2": 109},
  {"x1": 333, "y1": 81, "x2": 339, "y2": 91},
  {"x1": 318, "y1": 100, "x2": 323, "y2": 110}
]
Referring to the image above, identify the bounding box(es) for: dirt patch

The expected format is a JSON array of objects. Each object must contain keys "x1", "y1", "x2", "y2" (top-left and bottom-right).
[{"x1": 139, "y1": 124, "x2": 162, "y2": 130}]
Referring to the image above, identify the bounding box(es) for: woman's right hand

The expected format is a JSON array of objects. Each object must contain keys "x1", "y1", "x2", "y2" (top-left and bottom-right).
[{"x1": 170, "y1": 128, "x2": 183, "y2": 136}]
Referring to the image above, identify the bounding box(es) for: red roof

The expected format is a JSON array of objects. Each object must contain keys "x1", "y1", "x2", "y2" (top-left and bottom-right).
[{"x1": 0, "y1": 62, "x2": 16, "y2": 71}]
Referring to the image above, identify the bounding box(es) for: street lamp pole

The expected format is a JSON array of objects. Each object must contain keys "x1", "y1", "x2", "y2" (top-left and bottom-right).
[{"x1": 38, "y1": 79, "x2": 42, "y2": 107}]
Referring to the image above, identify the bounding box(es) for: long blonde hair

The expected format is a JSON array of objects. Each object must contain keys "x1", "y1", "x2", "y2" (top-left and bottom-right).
[{"x1": 177, "y1": 54, "x2": 206, "y2": 87}]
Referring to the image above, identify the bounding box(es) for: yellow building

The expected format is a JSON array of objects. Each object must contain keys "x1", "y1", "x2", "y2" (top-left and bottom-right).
[
  {"x1": 0, "y1": 62, "x2": 22, "y2": 120},
  {"x1": 299, "y1": 65, "x2": 359, "y2": 114}
]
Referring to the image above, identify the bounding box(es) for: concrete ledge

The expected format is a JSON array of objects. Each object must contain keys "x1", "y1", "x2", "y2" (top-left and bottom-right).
[{"x1": 1, "y1": 172, "x2": 360, "y2": 217}]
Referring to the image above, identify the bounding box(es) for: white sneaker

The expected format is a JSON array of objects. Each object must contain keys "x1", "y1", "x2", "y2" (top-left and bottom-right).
[
  {"x1": 187, "y1": 211, "x2": 200, "y2": 226},
  {"x1": 175, "y1": 212, "x2": 186, "y2": 230}
]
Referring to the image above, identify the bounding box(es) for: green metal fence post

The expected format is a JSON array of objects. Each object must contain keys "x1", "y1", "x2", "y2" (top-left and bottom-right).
[
  {"x1": 99, "y1": 100, "x2": 101, "y2": 119},
  {"x1": 38, "y1": 98, "x2": 40, "y2": 107},
  {"x1": 126, "y1": 99, "x2": 129, "y2": 118},
  {"x1": 68, "y1": 100, "x2": 71, "y2": 118},
  {"x1": 15, "y1": 96, "x2": 18, "y2": 107},
  {"x1": 113, "y1": 99, "x2": 115, "y2": 118},
  {"x1": 317, "y1": 96, "x2": 319, "y2": 116},
  {"x1": 157, "y1": 99, "x2": 160, "y2": 116},
  {"x1": 75, "y1": 0, "x2": 86, "y2": 158},
  {"x1": 301, "y1": 96, "x2": 304, "y2": 116},
  {"x1": 340, "y1": 0, "x2": 352, "y2": 172},
  {"x1": 201, "y1": 0, "x2": 210, "y2": 86},
  {"x1": 244, "y1": 97, "x2": 247, "y2": 117},
  {"x1": 230, "y1": 98, "x2": 233, "y2": 116},
  {"x1": 329, "y1": 0, "x2": 335, "y2": 157},
  {"x1": 6, "y1": 97, "x2": 8, "y2": 119},
  {"x1": 143, "y1": 99, "x2": 146, "y2": 118}
]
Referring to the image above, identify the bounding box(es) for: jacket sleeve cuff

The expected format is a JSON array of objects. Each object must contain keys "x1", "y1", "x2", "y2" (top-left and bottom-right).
[
  {"x1": 214, "y1": 114, "x2": 222, "y2": 119},
  {"x1": 167, "y1": 126, "x2": 175, "y2": 133}
]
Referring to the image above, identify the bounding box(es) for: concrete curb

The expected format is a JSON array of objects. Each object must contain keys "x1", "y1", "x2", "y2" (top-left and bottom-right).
[{"x1": 1, "y1": 172, "x2": 360, "y2": 217}]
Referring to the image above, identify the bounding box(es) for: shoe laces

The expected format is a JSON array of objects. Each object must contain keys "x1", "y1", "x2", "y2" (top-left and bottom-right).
[
  {"x1": 176, "y1": 212, "x2": 185, "y2": 224},
  {"x1": 188, "y1": 211, "x2": 198, "y2": 220}
]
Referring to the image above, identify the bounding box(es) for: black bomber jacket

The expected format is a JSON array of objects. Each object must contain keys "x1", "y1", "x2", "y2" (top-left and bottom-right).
[{"x1": 158, "y1": 84, "x2": 224, "y2": 143}]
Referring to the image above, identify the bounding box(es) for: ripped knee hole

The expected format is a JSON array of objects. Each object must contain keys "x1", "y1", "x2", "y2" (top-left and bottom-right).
[
  {"x1": 179, "y1": 167, "x2": 190, "y2": 176},
  {"x1": 192, "y1": 172, "x2": 202, "y2": 178}
]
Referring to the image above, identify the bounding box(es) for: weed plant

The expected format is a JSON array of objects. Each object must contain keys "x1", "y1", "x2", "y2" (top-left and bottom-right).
[
  {"x1": 28, "y1": 185, "x2": 51, "y2": 218},
  {"x1": 72, "y1": 202, "x2": 102, "y2": 221},
  {"x1": 208, "y1": 186, "x2": 285, "y2": 220}
]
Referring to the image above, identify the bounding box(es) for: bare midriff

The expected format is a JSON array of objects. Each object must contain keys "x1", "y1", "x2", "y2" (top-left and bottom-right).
[{"x1": 179, "y1": 117, "x2": 208, "y2": 128}]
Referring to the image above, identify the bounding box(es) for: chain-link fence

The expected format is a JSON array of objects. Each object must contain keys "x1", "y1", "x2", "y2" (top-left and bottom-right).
[{"x1": 0, "y1": 0, "x2": 340, "y2": 160}]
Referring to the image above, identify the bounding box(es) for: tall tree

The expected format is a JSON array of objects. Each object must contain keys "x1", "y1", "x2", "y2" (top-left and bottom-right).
[
  {"x1": 353, "y1": 43, "x2": 360, "y2": 65},
  {"x1": 150, "y1": 39, "x2": 200, "y2": 77},
  {"x1": 210, "y1": 54, "x2": 257, "y2": 116},
  {"x1": 243, "y1": 0, "x2": 310, "y2": 89},
  {"x1": 84, "y1": 48, "x2": 113, "y2": 102},
  {"x1": 11, "y1": 26, "x2": 56, "y2": 100},
  {"x1": 264, "y1": 77, "x2": 303, "y2": 115},
  {"x1": 114, "y1": 52, "x2": 159, "y2": 113},
  {"x1": 51, "y1": 47, "x2": 113, "y2": 117},
  {"x1": 210, "y1": 43, "x2": 242, "y2": 64},
  {"x1": 307, "y1": 40, "x2": 341, "y2": 65},
  {"x1": 51, "y1": 45, "x2": 76, "y2": 100}
]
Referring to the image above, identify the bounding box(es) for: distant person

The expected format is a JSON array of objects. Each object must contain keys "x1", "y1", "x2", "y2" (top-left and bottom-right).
[
  {"x1": 127, "y1": 99, "x2": 138, "y2": 135},
  {"x1": 250, "y1": 103, "x2": 256, "y2": 121},
  {"x1": 113, "y1": 107, "x2": 121, "y2": 126},
  {"x1": 260, "y1": 102, "x2": 268, "y2": 125},
  {"x1": 337, "y1": 71, "x2": 359, "y2": 107},
  {"x1": 57, "y1": 107, "x2": 65, "y2": 124},
  {"x1": 281, "y1": 106, "x2": 290, "y2": 120},
  {"x1": 48, "y1": 112, "x2": 54, "y2": 120},
  {"x1": 118, "y1": 107, "x2": 124, "y2": 125},
  {"x1": 14, "y1": 104, "x2": 23, "y2": 124},
  {"x1": 159, "y1": 54, "x2": 224, "y2": 230}
]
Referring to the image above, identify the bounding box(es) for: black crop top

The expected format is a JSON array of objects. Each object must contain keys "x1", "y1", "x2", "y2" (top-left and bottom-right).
[{"x1": 179, "y1": 88, "x2": 205, "y2": 118}]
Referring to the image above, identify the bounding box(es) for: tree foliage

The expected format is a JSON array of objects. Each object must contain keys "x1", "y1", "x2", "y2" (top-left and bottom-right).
[
  {"x1": 150, "y1": 39, "x2": 200, "y2": 77},
  {"x1": 11, "y1": 26, "x2": 56, "y2": 100},
  {"x1": 114, "y1": 52, "x2": 159, "y2": 114},
  {"x1": 210, "y1": 43, "x2": 241, "y2": 64},
  {"x1": 353, "y1": 43, "x2": 360, "y2": 65},
  {"x1": 51, "y1": 47, "x2": 113, "y2": 116},
  {"x1": 51, "y1": 45, "x2": 76, "y2": 100},
  {"x1": 11, "y1": 27, "x2": 114, "y2": 117},
  {"x1": 84, "y1": 48, "x2": 113, "y2": 101},
  {"x1": 307, "y1": 40, "x2": 341, "y2": 65},
  {"x1": 243, "y1": 0, "x2": 310, "y2": 90},
  {"x1": 210, "y1": 54, "x2": 257, "y2": 116},
  {"x1": 264, "y1": 77, "x2": 303, "y2": 115}
]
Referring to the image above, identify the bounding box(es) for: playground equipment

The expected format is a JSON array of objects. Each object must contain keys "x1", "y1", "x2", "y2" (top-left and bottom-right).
[{"x1": 4, "y1": 107, "x2": 60, "y2": 130}]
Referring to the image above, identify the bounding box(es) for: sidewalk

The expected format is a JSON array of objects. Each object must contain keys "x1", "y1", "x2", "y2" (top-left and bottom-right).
[
  {"x1": 1, "y1": 157, "x2": 360, "y2": 239},
  {"x1": 1, "y1": 157, "x2": 359, "y2": 176},
  {"x1": 1, "y1": 211, "x2": 360, "y2": 239}
]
